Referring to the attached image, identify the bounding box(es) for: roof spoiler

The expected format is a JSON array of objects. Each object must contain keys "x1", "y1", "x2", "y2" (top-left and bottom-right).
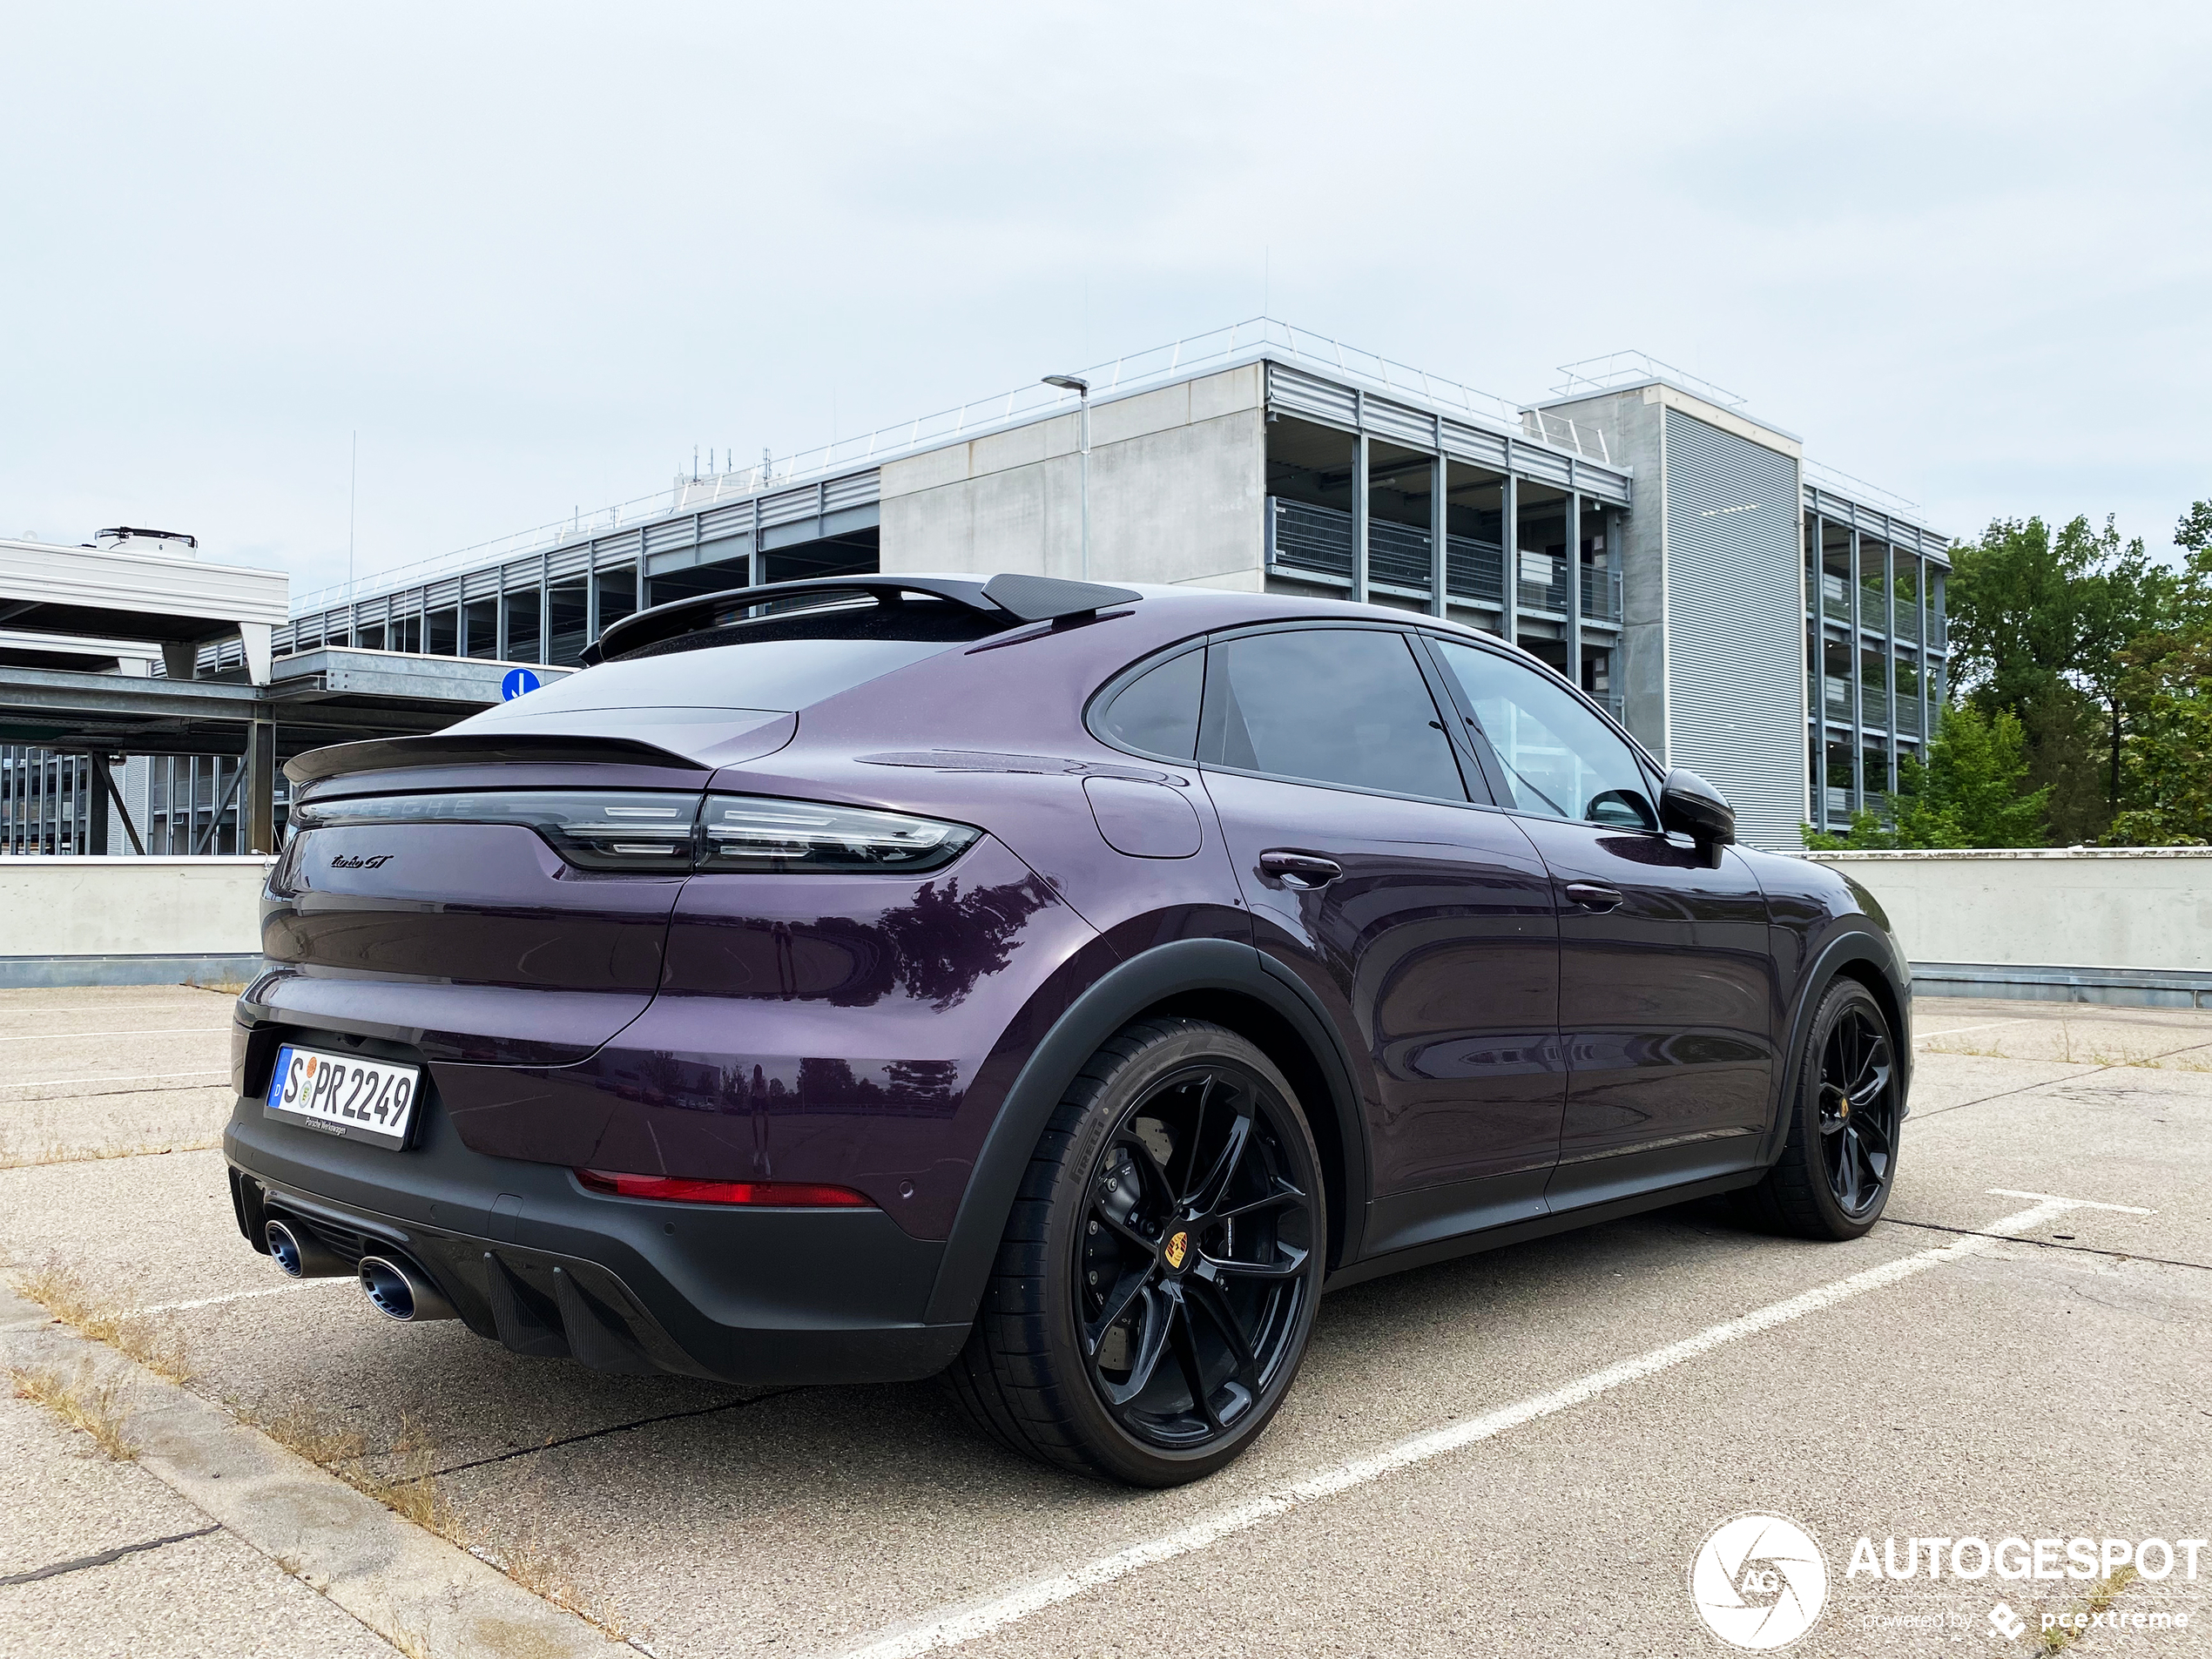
[
  {"x1": 285, "y1": 732, "x2": 705, "y2": 786},
  {"x1": 583, "y1": 572, "x2": 1141, "y2": 665}
]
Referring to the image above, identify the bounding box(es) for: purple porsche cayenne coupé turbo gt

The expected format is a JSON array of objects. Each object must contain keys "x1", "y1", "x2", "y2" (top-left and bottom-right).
[{"x1": 226, "y1": 572, "x2": 1909, "y2": 1486}]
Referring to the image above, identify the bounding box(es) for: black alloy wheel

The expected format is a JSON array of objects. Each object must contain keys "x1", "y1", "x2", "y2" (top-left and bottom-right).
[
  {"x1": 1080, "y1": 1062, "x2": 1314, "y2": 1449},
  {"x1": 1740, "y1": 978, "x2": 1903, "y2": 1241},
  {"x1": 946, "y1": 1019, "x2": 1325, "y2": 1486},
  {"x1": 1817, "y1": 1001, "x2": 1897, "y2": 1218}
]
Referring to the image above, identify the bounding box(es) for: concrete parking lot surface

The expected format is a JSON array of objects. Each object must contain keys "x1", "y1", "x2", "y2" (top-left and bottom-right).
[{"x1": 3, "y1": 987, "x2": 2208, "y2": 1657}]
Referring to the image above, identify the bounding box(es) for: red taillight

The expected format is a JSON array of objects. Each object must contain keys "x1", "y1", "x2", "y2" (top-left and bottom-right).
[{"x1": 575, "y1": 1169, "x2": 873, "y2": 1207}]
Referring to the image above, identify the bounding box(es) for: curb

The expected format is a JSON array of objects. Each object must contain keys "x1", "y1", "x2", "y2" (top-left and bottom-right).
[{"x1": 0, "y1": 1285, "x2": 625, "y2": 1658}]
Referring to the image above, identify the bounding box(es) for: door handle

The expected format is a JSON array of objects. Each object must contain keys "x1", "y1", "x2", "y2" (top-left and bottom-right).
[
  {"x1": 1565, "y1": 881, "x2": 1624, "y2": 912},
  {"x1": 1259, "y1": 850, "x2": 1343, "y2": 889}
]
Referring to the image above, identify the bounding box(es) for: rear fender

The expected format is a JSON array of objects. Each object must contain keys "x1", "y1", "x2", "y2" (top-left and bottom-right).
[{"x1": 922, "y1": 938, "x2": 1368, "y2": 1327}]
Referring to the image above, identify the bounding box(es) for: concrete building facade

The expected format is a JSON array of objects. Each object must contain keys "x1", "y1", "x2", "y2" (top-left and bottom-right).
[{"x1": 264, "y1": 324, "x2": 1948, "y2": 852}]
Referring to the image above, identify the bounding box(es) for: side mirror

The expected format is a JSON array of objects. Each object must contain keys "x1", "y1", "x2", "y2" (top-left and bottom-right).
[{"x1": 1659, "y1": 767, "x2": 1736, "y2": 848}]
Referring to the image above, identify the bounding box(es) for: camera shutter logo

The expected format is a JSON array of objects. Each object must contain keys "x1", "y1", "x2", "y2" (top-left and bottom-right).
[{"x1": 1689, "y1": 1514, "x2": 1829, "y2": 1649}]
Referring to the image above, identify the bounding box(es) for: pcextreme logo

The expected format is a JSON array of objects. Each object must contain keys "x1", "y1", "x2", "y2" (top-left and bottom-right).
[{"x1": 1689, "y1": 1514, "x2": 1829, "y2": 1650}]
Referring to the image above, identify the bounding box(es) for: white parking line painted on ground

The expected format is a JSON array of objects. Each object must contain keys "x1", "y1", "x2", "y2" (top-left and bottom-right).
[
  {"x1": 1985, "y1": 1187, "x2": 2154, "y2": 1213},
  {"x1": 0, "y1": 1001, "x2": 226, "y2": 1016},
  {"x1": 836, "y1": 1190, "x2": 2148, "y2": 1659},
  {"x1": 1912, "y1": 1018, "x2": 2033, "y2": 1043},
  {"x1": 140, "y1": 1277, "x2": 360, "y2": 1314},
  {"x1": 0, "y1": 1028, "x2": 228, "y2": 1042},
  {"x1": 5, "y1": 1069, "x2": 228, "y2": 1089}
]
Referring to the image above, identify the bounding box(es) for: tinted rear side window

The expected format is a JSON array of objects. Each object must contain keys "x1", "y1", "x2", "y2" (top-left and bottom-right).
[
  {"x1": 1204, "y1": 629, "x2": 1466, "y2": 800},
  {"x1": 1095, "y1": 649, "x2": 1203, "y2": 761}
]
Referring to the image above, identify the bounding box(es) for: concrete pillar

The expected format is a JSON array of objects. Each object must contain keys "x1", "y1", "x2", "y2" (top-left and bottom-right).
[
  {"x1": 1565, "y1": 489, "x2": 1583, "y2": 696},
  {"x1": 244, "y1": 719, "x2": 278, "y2": 854},
  {"x1": 1428, "y1": 444, "x2": 1447, "y2": 619},
  {"x1": 1811, "y1": 513, "x2": 1827, "y2": 829},
  {"x1": 1885, "y1": 541, "x2": 1899, "y2": 793},
  {"x1": 1848, "y1": 527, "x2": 1864, "y2": 811},
  {"x1": 240, "y1": 624, "x2": 273, "y2": 685},
  {"x1": 161, "y1": 642, "x2": 197, "y2": 680},
  {"x1": 1918, "y1": 551, "x2": 1932, "y2": 752},
  {"x1": 1351, "y1": 428, "x2": 1371, "y2": 604},
  {"x1": 1501, "y1": 470, "x2": 1520, "y2": 647}
]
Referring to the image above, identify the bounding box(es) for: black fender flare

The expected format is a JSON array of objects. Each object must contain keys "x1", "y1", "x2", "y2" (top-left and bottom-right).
[
  {"x1": 1758, "y1": 925, "x2": 1913, "y2": 1167},
  {"x1": 921, "y1": 938, "x2": 1368, "y2": 1327}
]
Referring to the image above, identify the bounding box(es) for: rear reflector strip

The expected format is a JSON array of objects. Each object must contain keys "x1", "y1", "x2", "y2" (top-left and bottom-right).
[{"x1": 575, "y1": 1169, "x2": 873, "y2": 1207}]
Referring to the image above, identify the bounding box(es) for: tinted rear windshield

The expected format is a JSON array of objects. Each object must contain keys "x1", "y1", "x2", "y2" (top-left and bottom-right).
[{"x1": 479, "y1": 596, "x2": 1004, "y2": 718}]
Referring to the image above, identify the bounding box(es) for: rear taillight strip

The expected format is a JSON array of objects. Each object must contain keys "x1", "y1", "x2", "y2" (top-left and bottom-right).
[
  {"x1": 289, "y1": 788, "x2": 980, "y2": 876},
  {"x1": 576, "y1": 1169, "x2": 874, "y2": 1207}
]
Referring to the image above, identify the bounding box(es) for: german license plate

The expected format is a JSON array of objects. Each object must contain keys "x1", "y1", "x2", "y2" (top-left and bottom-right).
[{"x1": 264, "y1": 1045, "x2": 419, "y2": 1150}]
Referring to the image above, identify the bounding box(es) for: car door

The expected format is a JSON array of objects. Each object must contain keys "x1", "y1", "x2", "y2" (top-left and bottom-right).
[
  {"x1": 1425, "y1": 637, "x2": 1777, "y2": 1210},
  {"x1": 1196, "y1": 624, "x2": 1562, "y2": 1254}
]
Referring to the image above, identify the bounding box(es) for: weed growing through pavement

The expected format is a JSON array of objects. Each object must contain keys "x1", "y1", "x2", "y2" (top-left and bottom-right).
[
  {"x1": 11, "y1": 1359, "x2": 137, "y2": 1459},
  {"x1": 473, "y1": 1522, "x2": 643, "y2": 1643},
  {"x1": 15, "y1": 1257, "x2": 194, "y2": 1383},
  {"x1": 2035, "y1": 1566, "x2": 2138, "y2": 1654},
  {"x1": 258, "y1": 1400, "x2": 448, "y2": 1528},
  {"x1": 259, "y1": 1397, "x2": 371, "y2": 1468},
  {"x1": 253, "y1": 1396, "x2": 644, "y2": 1640},
  {"x1": 0, "y1": 1136, "x2": 221, "y2": 1171}
]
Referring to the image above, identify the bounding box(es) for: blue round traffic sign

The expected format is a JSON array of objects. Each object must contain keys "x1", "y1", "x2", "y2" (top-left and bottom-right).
[{"x1": 501, "y1": 667, "x2": 542, "y2": 701}]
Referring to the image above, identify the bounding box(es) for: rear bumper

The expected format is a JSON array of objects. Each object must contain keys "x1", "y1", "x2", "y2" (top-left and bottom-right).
[{"x1": 224, "y1": 1098, "x2": 970, "y2": 1386}]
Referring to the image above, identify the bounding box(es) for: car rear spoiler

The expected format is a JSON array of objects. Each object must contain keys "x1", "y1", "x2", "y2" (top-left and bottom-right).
[
  {"x1": 584, "y1": 572, "x2": 1141, "y2": 664},
  {"x1": 284, "y1": 732, "x2": 706, "y2": 786}
]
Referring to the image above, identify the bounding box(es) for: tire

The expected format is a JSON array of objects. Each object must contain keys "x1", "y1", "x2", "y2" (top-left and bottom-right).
[
  {"x1": 944, "y1": 1018, "x2": 1325, "y2": 1487},
  {"x1": 1741, "y1": 977, "x2": 1903, "y2": 1240}
]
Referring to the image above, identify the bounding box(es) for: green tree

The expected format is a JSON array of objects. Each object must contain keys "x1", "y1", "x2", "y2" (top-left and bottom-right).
[
  {"x1": 1802, "y1": 705, "x2": 2049, "y2": 850},
  {"x1": 1946, "y1": 514, "x2": 2168, "y2": 842},
  {"x1": 2107, "y1": 499, "x2": 2212, "y2": 844}
]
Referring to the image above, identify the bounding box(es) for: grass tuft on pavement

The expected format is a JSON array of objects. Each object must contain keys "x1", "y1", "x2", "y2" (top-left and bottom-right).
[
  {"x1": 12, "y1": 1359, "x2": 138, "y2": 1460},
  {"x1": 15, "y1": 1256, "x2": 195, "y2": 1383}
]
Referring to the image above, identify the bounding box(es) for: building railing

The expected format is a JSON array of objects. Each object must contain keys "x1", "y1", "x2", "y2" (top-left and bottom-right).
[
  {"x1": 2, "y1": 747, "x2": 93, "y2": 856},
  {"x1": 1825, "y1": 786, "x2": 1854, "y2": 819},
  {"x1": 1267, "y1": 499, "x2": 1620, "y2": 621},
  {"x1": 1580, "y1": 563, "x2": 1622, "y2": 622},
  {"x1": 1812, "y1": 573, "x2": 1946, "y2": 651},
  {"x1": 300, "y1": 317, "x2": 1621, "y2": 616}
]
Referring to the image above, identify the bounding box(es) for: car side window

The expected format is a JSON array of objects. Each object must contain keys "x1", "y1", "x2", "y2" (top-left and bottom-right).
[
  {"x1": 1430, "y1": 638, "x2": 1656, "y2": 830},
  {"x1": 1094, "y1": 648, "x2": 1203, "y2": 761},
  {"x1": 1204, "y1": 628, "x2": 1467, "y2": 801}
]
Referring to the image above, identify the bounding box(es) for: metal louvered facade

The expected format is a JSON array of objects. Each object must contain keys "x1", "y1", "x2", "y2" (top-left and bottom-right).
[
  {"x1": 1264, "y1": 364, "x2": 1632, "y2": 506},
  {"x1": 270, "y1": 469, "x2": 884, "y2": 670},
  {"x1": 1661, "y1": 409, "x2": 1805, "y2": 850}
]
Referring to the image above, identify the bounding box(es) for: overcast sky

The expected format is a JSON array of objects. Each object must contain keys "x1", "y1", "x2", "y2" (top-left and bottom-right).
[{"x1": 5, "y1": 2, "x2": 2209, "y2": 597}]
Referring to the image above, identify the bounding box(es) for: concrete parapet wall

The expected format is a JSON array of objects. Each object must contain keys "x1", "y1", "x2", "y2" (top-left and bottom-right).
[
  {"x1": 0, "y1": 855, "x2": 271, "y2": 985},
  {"x1": 1809, "y1": 848, "x2": 2212, "y2": 1007},
  {"x1": 878, "y1": 366, "x2": 1265, "y2": 587}
]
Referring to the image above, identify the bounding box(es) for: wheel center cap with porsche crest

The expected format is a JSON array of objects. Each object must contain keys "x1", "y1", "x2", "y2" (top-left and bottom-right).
[{"x1": 1162, "y1": 1230, "x2": 1190, "y2": 1271}]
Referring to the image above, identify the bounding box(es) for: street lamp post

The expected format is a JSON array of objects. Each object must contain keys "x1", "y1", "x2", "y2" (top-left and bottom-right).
[{"x1": 1042, "y1": 374, "x2": 1090, "y2": 579}]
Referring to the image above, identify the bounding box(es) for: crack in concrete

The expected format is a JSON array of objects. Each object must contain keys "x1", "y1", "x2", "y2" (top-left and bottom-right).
[
  {"x1": 1910, "y1": 1034, "x2": 2212, "y2": 1121},
  {"x1": 1881, "y1": 1217, "x2": 2209, "y2": 1273},
  {"x1": 0, "y1": 1524, "x2": 221, "y2": 1586},
  {"x1": 429, "y1": 1386, "x2": 809, "y2": 1478}
]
